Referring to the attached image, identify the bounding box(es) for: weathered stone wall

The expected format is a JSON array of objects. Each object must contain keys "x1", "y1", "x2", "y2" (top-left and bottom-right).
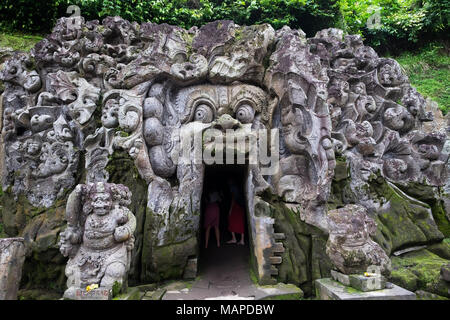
[
  {"x1": 105, "y1": 151, "x2": 148, "y2": 285},
  {"x1": 0, "y1": 237, "x2": 26, "y2": 299},
  {"x1": 265, "y1": 196, "x2": 332, "y2": 296},
  {"x1": 0, "y1": 16, "x2": 448, "y2": 298}
]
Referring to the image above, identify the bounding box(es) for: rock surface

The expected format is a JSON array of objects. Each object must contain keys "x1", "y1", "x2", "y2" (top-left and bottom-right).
[
  {"x1": 0, "y1": 16, "x2": 448, "y2": 298},
  {"x1": 441, "y1": 263, "x2": 450, "y2": 282},
  {"x1": 390, "y1": 249, "x2": 450, "y2": 298},
  {"x1": 326, "y1": 204, "x2": 391, "y2": 276},
  {"x1": 0, "y1": 237, "x2": 26, "y2": 300},
  {"x1": 315, "y1": 278, "x2": 416, "y2": 300}
]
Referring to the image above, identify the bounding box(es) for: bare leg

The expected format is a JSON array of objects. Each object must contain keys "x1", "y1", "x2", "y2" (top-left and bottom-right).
[
  {"x1": 227, "y1": 232, "x2": 237, "y2": 244},
  {"x1": 205, "y1": 226, "x2": 211, "y2": 249},
  {"x1": 238, "y1": 233, "x2": 245, "y2": 245},
  {"x1": 214, "y1": 226, "x2": 220, "y2": 247}
]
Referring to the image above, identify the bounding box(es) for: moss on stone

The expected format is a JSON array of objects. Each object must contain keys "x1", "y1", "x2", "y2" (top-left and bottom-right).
[
  {"x1": 328, "y1": 160, "x2": 357, "y2": 210},
  {"x1": 249, "y1": 267, "x2": 259, "y2": 285},
  {"x1": 259, "y1": 192, "x2": 331, "y2": 297},
  {"x1": 427, "y1": 239, "x2": 450, "y2": 259},
  {"x1": 390, "y1": 249, "x2": 450, "y2": 297},
  {"x1": 145, "y1": 237, "x2": 197, "y2": 282},
  {"x1": 390, "y1": 268, "x2": 418, "y2": 292},
  {"x1": 113, "y1": 286, "x2": 143, "y2": 300},
  {"x1": 0, "y1": 182, "x2": 68, "y2": 236},
  {"x1": 393, "y1": 182, "x2": 449, "y2": 238},
  {"x1": 311, "y1": 235, "x2": 333, "y2": 281},
  {"x1": 141, "y1": 206, "x2": 155, "y2": 283},
  {"x1": 112, "y1": 281, "x2": 121, "y2": 297},
  {"x1": 0, "y1": 222, "x2": 6, "y2": 238},
  {"x1": 431, "y1": 200, "x2": 450, "y2": 237},
  {"x1": 415, "y1": 290, "x2": 449, "y2": 300},
  {"x1": 269, "y1": 200, "x2": 310, "y2": 287},
  {"x1": 0, "y1": 183, "x2": 69, "y2": 293},
  {"x1": 261, "y1": 292, "x2": 303, "y2": 300},
  {"x1": 367, "y1": 176, "x2": 444, "y2": 255},
  {"x1": 179, "y1": 29, "x2": 194, "y2": 56},
  {"x1": 343, "y1": 285, "x2": 364, "y2": 294},
  {"x1": 17, "y1": 289, "x2": 62, "y2": 300},
  {"x1": 233, "y1": 26, "x2": 244, "y2": 41},
  {"x1": 20, "y1": 248, "x2": 67, "y2": 293},
  {"x1": 248, "y1": 245, "x2": 260, "y2": 285}
]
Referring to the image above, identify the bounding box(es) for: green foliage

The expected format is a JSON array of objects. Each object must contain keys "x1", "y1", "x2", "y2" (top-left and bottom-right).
[
  {"x1": 1, "y1": 1, "x2": 447, "y2": 52},
  {"x1": 0, "y1": 223, "x2": 5, "y2": 238},
  {"x1": 112, "y1": 281, "x2": 121, "y2": 297},
  {"x1": 0, "y1": 0, "x2": 66, "y2": 33},
  {"x1": 68, "y1": 0, "x2": 343, "y2": 35},
  {"x1": 395, "y1": 42, "x2": 450, "y2": 114},
  {"x1": 339, "y1": 0, "x2": 449, "y2": 53},
  {"x1": 0, "y1": 0, "x2": 342, "y2": 36},
  {"x1": 0, "y1": 33, "x2": 43, "y2": 51}
]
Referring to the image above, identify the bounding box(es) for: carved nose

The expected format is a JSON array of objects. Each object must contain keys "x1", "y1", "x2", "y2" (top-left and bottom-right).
[{"x1": 213, "y1": 114, "x2": 240, "y2": 131}]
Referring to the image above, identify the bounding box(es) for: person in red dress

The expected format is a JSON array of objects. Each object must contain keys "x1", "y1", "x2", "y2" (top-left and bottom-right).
[
  {"x1": 226, "y1": 180, "x2": 245, "y2": 245},
  {"x1": 204, "y1": 190, "x2": 221, "y2": 248}
]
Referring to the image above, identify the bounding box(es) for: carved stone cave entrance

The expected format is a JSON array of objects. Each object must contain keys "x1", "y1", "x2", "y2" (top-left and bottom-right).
[
  {"x1": 198, "y1": 164, "x2": 251, "y2": 278},
  {"x1": 193, "y1": 161, "x2": 284, "y2": 286}
]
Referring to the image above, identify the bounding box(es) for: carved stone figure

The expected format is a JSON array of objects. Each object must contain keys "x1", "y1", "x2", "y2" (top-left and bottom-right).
[
  {"x1": 0, "y1": 16, "x2": 448, "y2": 294},
  {"x1": 58, "y1": 182, "x2": 136, "y2": 299},
  {"x1": 326, "y1": 204, "x2": 391, "y2": 276}
]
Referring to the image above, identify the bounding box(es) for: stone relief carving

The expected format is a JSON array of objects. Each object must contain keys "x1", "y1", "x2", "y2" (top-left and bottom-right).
[
  {"x1": 326, "y1": 204, "x2": 391, "y2": 276},
  {"x1": 310, "y1": 29, "x2": 448, "y2": 220},
  {"x1": 0, "y1": 16, "x2": 447, "y2": 290},
  {"x1": 265, "y1": 27, "x2": 334, "y2": 231},
  {"x1": 58, "y1": 182, "x2": 136, "y2": 299}
]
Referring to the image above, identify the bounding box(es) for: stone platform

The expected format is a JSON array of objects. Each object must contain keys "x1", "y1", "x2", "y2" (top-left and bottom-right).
[
  {"x1": 315, "y1": 278, "x2": 416, "y2": 300},
  {"x1": 63, "y1": 287, "x2": 112, "y2": 300},
  {"x1": 116, "y1": 244, "x2": 303, "y2": 300}
]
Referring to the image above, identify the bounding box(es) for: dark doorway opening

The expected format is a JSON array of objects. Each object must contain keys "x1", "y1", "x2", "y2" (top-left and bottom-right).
[{"x1": 198, "y1": 164, "x2": 251, "y2": 280}]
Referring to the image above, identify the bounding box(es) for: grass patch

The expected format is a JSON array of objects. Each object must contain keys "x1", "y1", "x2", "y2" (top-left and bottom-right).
[
  {"x1": 0, "y1": 32, "x2": 43, "y2": 51},
  {"x1": 394, "y1": 43, "x2": 450, "y2": 115}
]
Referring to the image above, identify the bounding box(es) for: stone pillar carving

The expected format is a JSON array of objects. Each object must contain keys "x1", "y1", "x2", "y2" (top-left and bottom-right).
[
  {"x1": 58, "y1": 182, "x2": 136, "y2": 300},
  {"x1": 0, "y1": 237, "x2": 26, "y2": 300},
  {"x1": 326, "y1": 204, "x2": 392, "y2": 291},
  {"x1": 326, "y1": 204, "x2": 391, "y2": 276}
]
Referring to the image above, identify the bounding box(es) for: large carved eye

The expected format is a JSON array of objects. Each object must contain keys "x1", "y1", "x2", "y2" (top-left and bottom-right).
[
  {"x1": 235, "y1": 104, "x2": 255, "y2": 124},
  {"x1": 194, "y1": 104, "x2": 213, "y2": 123}
]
